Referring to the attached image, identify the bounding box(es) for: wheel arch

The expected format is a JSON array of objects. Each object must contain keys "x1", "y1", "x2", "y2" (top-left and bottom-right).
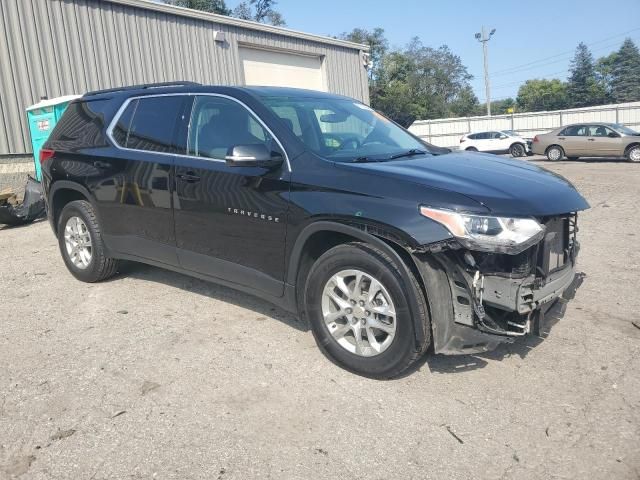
[
  {"x1": 624, "y1": 142, "x2": 640, "y2": 154},
  {"x1": 49, "y1": 181, "x2": 96, "y2": 233},
  {"x1": 287, "y1": 221, "x2": 430, "y2": 347},
  {"x1": 545, "y1": 144, "x2": 564, "y2": 154}
]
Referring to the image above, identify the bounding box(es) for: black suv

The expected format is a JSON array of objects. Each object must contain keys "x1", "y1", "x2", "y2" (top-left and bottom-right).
[{"x1": 41, "y1": 82, "x2": 589, "y2": 378}]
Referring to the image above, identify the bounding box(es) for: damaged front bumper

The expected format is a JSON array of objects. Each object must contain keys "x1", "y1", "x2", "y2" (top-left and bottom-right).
[{"x1": 413, "y1": 215, "x2": 583, "y2": 355}]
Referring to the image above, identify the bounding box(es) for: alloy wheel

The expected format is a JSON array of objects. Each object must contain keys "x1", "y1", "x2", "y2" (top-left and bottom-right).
[
  {"x1": 548, "y1": 147, "x2": 562, "y2": 161},
  {"x1": 321, "y1": 269, "x2": 397, "y2": 357},
  {"x1": 64, "y1": 216, "x2": 92, "y2": 269},
  {"x1": 511, "y1": 144, "x2": 525, "y2": 157}
]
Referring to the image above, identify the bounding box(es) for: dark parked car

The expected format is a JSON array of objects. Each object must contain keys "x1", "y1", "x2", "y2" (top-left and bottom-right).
[{"x1": 41, "y1": 82, "x2": 589, "y2": 378}]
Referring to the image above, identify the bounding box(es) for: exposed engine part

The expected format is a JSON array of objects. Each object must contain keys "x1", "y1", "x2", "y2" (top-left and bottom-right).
[{"x1": 463, "y1": 251, "x2": 476, "y2": 267}]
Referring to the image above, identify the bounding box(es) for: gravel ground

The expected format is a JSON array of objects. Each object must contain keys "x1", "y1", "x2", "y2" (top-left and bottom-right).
[{"x1": 1, "y1": 158, "x2": 639, "y2": 480}]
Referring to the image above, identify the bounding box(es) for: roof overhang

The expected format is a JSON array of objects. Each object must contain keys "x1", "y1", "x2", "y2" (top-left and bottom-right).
[{"x1": 106, "y1": 0, "x2": 369, "y2": 51}]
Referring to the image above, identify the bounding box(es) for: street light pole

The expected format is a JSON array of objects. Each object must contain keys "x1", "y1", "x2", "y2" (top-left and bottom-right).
[{"x1": 475, "y1": 27, "x2": 496, "y2": 117}]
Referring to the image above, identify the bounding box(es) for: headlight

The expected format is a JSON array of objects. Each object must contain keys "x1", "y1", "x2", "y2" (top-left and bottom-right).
[{"x1": 420, "y1": 206, "x2": 545, "y2": 254}]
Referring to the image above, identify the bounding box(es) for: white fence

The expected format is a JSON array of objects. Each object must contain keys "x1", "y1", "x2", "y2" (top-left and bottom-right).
[{"x1": 409, "y1": 101, "x2": 640, "y2": 149}]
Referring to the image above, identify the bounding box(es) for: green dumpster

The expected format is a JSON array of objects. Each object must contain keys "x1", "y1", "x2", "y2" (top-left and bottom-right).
[{"x1": 26, "y1": 95, "x2": 80, "y2": 181}]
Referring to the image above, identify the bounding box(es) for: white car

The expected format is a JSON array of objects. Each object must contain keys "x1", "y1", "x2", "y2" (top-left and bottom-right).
[{"x1": 459, "y1": 130, "x2": 530, "y2": 157}]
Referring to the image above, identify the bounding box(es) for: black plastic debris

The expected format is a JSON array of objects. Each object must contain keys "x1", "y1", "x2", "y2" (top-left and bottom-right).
[{"x1": 0, "y1": 176, "x2": 45, "y2": 226}]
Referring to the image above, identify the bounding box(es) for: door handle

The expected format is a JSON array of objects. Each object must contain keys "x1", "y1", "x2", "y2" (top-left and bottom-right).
[
  {"x1": 587, "y1": 138, "x2": 595, "y2": 141},
  {"x1": 558, "y1": 137, "x2": 565, "y2": 140},
  {"x1": 177, "y1": 172, "x2": 201, "y2": 183}
]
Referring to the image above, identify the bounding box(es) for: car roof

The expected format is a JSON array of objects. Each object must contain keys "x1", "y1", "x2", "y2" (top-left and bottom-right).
[
  {"x1": 81, "y1": 82, "x2": 354, "y2": 102},
  {"x1": 559, "y1": 122, "x2": 619, "y2": 127}
]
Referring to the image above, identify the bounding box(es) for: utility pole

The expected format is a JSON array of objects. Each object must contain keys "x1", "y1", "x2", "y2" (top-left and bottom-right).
[{"x1": 475, "y1": 27, "x2": 496, "y2": 116}]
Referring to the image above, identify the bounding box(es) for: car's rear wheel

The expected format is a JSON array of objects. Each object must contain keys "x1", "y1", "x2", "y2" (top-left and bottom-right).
[
  {"x1": 626, "y1": 145, "x2": 640, "y2": 163},
  {"x1": 465, "y1": 147, "x2": 478, "y2": 152},
  {"x1": 57, "y1": 200, "x2": 119, "y2": 283},
  {"x1": 567, "y1": 156, "x2": 579, "y2": 161},
  {"x1": 546, "y1": 145, "x2": 564, "y2": 161},
  {"x1": 304, "y1": 242, "x2": 429, "y2": 379},
  {"x1": 509, "y1": 143, "x2": 526, "y2": 158}
]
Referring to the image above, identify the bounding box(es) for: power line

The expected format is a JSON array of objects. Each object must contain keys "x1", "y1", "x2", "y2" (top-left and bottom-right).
[
  {"x1": 490, "y1": 28, "x2": 640, "y2": 77},
  {"x1": 491, "y1": 69, "x2": 568, "y2": 90},
  {"x1": 491, "y1": 37, "x2": 637, "y2": 78},
  {"x1": 478, "y1": 36, "x2": 640, "y2": 94}
]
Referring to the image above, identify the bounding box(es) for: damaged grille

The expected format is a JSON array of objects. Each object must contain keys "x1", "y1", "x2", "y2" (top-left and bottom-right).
[
  {"x1": 440, "y1": 213, "x2": 578, "y2": 338},
  {"x1": 538, "y1": 215, "x2": 572, "y2": 276}
]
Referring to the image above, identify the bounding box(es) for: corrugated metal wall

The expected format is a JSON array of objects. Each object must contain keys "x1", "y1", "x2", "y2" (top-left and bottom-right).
[
  {"x1": 409, "y1": 102, "x2": 640, "y2": 148},
  {"x1": 0, "y1": 0, "x2": 369, "y2": 158}
]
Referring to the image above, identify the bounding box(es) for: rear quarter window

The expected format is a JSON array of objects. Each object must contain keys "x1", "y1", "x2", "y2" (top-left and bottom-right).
[{"x1": 46, "y1": 100, "x2": 109, "y2": 150}]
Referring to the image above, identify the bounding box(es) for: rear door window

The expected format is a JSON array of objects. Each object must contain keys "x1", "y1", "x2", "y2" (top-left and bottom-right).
[
  {"x1": 112, "y1": 96, "x2": 185, "y2": 153},
  {"x1": 561, "y1": 125, "x2": 587, "y2": 136}
]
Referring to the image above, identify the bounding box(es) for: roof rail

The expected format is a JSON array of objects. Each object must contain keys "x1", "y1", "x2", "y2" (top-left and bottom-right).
[{"x1": 84, "y1": 81, "x2": 200, "y2": 97}]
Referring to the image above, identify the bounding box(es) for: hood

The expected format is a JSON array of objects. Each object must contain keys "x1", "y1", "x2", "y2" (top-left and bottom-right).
[{"x1": 337, "y1": 151, "x2": 589, "y2": 216}]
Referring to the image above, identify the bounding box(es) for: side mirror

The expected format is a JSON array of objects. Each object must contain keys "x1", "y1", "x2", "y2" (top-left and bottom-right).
[
  {"x1": 499, "y1": 135, "x2": 508, "y2": 139},
  {"x1": 225, "y1": 144, "x2": 284, "y2": 168},
  {"x1": 608, "y1": 132, "x2": 620, "y2": 138}
]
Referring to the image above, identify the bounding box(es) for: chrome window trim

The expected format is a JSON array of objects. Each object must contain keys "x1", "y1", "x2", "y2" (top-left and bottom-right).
[{"x1": 105, "y1": 92, "x2": 292, "y2": 172}]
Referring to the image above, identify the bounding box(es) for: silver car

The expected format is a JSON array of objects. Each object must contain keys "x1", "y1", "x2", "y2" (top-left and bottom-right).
[{"x1": 531, "y1": 123, "x2": 640, "y2": 162}]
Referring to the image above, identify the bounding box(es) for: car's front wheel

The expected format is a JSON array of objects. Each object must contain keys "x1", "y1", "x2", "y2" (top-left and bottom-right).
[
  {"x1": 465, "y1": 147, "x2": 478, "y2": 152},
  {"x1": 510, "y1": 143, "x2": 526, "y2": 158},
  {"x1": 57, "y1": 200, "x2": 120, "y2": 283},
  {"x1": 626, "y1": 145, "x2": 640, "y2": 163},
  {"x1": 304, "y1": 242, "x2": 430, "y2": 378},
  {"x1": 546, "y1": 145, "x2": 564, "y2": 161}
]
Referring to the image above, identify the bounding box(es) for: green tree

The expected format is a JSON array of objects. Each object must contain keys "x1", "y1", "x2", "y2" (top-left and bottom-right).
[
  {"x1": 449, "y1": 86, "x2": 481, "y2": 117},
  {"x1": 340, "y1": 28, "x2": 388, "y2": 83},
  {"x1": 595, "y1": 52, "x2": 616, "y2": 103},
  {"x1": 368, "y1": 38, "x2": 477, "y2": 124},
  {"x1": 166, "y1": 0, "x2": 231, "y2": 15},
  {"x1": 489, "y1": 98, "x2": 516, "y2": 115},
  {"x1": 233, "y1": 0, "x2": 285, "y2": 26},
  {"x1": 567, "y1": 42, "x2": 606, "y2": 107},
  {"x1": 516, "y1": 79, "x2": 569, "y2": 111},
  {"x1": 371, "y1": 81, "x2": 424, "y2": 128},
  {"x1": 610, "y1": 38, "x2": 640, "y2": 103}
]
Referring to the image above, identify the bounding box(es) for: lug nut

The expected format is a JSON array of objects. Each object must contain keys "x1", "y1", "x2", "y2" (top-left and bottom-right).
[
  {"x1": 350, "y1": 299, "x2": 357, "y2": 306},
  {"x1": 359, "y1": 300, "x2": 365, "y2": 307},
  {"x1": 365, "y1": 310, "x2": 370, "y2": 316},
  {"x1": 346, "y1": 308, "x2": 352, "y2": 314},
  {"x1": 360, "y1": 318, "x2": 366, "y2": 325}
]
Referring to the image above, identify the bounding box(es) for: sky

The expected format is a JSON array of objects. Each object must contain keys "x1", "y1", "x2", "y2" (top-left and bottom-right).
[{"x1": 226, "y1": 0, "x2": 640, "y2": 102}]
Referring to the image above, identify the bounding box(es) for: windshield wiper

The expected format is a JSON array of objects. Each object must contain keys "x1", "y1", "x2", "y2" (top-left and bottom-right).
[
  {"x1": 351, "y1": 156, "x2": 384, "y2": 163},
  {"x1": 389, "y1": 149, "x2": 427, "y2": 160}
]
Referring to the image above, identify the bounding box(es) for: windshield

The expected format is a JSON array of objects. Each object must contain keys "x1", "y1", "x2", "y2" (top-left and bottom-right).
[
  {"x1": 262, "y1": 96, "x2": 434, "y2": 161},
  {"x1": 611, "y1": 124, "x2": 639, "y2": 135}
]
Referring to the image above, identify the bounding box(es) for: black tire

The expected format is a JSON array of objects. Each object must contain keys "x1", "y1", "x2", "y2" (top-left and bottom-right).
[
  {"x1": 57, "y1": 200, "x2": 119, "y2": 283},
  {"x1": 510, "y1": 143, "x2": 526, "y2": 158},
  {"x1": 626, "y1": 145, "x2": 640, "y2": 163},
  {"x1": 465, "y1": 147, "x2": 478, "y2": 152},
  {"x1": 567, "y1": 156, "x2": 579, "y2": 161},
  {"x1": 304, "y1": 242, "x2": 430, "y2": 379},
  {"x1": 546, "y1": 145, "x2": 564, "y2": 161}
]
